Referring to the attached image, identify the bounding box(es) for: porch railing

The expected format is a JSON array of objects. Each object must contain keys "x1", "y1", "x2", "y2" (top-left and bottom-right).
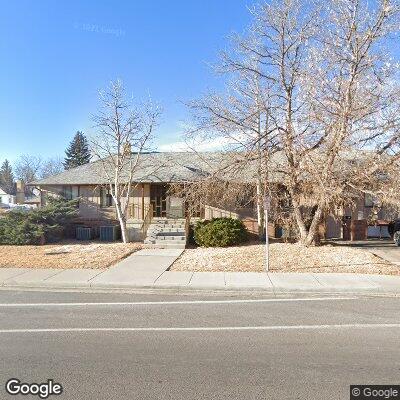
[
  {"x1": 203, "y1": 204, "x2": 254, "y2": 220},
  {"x1": 128, "y1": 203, "x2": 151, "y2": 220},
  {"x1": 203, "y1": 205, "x2": 240, "y2": 220}
]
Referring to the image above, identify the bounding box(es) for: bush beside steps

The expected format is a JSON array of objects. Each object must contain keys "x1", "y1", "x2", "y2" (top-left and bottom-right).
[{"x1": 194, "y1": 217, "x2": 248, "y2": 247}]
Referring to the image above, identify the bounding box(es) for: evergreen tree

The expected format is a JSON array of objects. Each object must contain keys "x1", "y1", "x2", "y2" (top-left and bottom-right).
[
  {"x1": 0, "y1": 197, "x2": 79, "y2": 245},
  {"x1": 0, "y1": 159, "x2": 15, "y2": 194},
  {"x1": 64, "y1": 131, "x2": 91, "y2": 169}
]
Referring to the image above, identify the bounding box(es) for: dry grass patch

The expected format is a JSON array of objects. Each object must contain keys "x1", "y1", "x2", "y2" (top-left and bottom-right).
[
  {"x1": 171, "y1": 242, "x2": 399, "y2": 275},
  {"x1": 0, "y1": 240, "x2": 143, "y2": 269}
]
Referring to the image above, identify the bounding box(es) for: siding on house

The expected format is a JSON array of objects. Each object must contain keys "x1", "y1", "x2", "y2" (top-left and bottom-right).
[
  {"x1": 325, "y1": 215, "x2": 342, "y2": 239},
  {"x1": 0, "y1": 188, "x2": 16, "y2": 206},
  {"x1": 130, "y1": 184, "x2": 151, "y2": 220},
  {"x1": 39, "y1": 181, "x2": 399, "y2": 240},
  {"x1": 41, "y1": 183, "x2": 152, "y2": 222},
  {"x1": 324, "y1": 193, "x2": 399, "y2": 239}
]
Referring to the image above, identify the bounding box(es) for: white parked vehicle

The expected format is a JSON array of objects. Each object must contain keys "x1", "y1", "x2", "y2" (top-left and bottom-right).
[{"x1": 7, "y1": 204, "x2": 33, "y2": 212}]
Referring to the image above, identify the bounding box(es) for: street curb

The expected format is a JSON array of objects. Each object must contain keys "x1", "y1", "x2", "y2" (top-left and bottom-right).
[{"x1": 1, "y1": 282, "x2": 400, "y2": 296}]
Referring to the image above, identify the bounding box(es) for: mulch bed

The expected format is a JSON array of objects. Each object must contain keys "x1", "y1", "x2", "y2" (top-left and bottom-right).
[{"x1": 171, "y1": 242, "x2": 398, "y2": 275}]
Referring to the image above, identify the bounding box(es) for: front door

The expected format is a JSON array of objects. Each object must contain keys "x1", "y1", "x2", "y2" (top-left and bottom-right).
[
  {"x1": 167, "y1": 196, "x2": 184, "y2": 218},
  {"x1": 150, "y1": 184, "x2": 167, "y2": 218}
]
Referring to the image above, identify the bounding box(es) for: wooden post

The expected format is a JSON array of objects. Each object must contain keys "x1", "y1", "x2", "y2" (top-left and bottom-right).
[{"x1": 264, "y1": 196, "x2": 271, "y2": 272}]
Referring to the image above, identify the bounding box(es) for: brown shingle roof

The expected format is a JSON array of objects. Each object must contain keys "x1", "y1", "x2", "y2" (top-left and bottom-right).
[{"x1": 30, "y1": 151, "x2": 285, "y2": 186}]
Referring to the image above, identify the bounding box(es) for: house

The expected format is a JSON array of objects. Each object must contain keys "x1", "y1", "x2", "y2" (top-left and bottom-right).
[
  {"x1": 0, "y1": 186, "x2": 16, "y2": 208},
  {"x1": 0, "y1": 182, "x2": 41, "y2": 212},
  {"x1": 29, "y1": 151, "x2": 398, "y2": 242},
  {"x1": 13, "y1": 180, "x2": 42, "y2": 209},
  {"x1": 29, "y1": 152, "x2": 258, "y2": 241}
]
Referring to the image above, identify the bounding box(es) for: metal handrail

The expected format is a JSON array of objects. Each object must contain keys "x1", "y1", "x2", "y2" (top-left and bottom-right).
[{"x1": 185, "y1": 213, "x2": 190, "y2": 245}]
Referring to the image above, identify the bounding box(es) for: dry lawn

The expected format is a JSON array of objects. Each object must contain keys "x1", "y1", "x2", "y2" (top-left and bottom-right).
[
  {"x1": 171, "y1": 242, "x2": 399, "y2": 275},
  {"x1": 0, "y1": 240, "x2": 143, "y2": 269}
]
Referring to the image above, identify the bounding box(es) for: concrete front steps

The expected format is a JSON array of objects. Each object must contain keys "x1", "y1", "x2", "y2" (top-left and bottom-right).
[{"x1": 144, "y1": 218, "x2": 187, "y2": 249}]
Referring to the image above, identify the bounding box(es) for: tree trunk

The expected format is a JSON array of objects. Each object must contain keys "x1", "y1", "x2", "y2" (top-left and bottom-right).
[
  {"x1": 301, "y1": 205, "x2": 324, "y2": 247},
  {"x1": 115, "y1": 202, "x2": 129, "y2": 243},
  {"x1": 291, "y1": 195, "x2": 325, "y2": 246},
  {"x1": 292, "y1": 201, "x2": 308, "y2": 241},
  {"x1": 119, "y1": 219, "x2": 128, "y2": 244}
]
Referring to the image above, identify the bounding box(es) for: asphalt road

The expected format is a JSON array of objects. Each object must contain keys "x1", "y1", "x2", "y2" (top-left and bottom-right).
[{"x1": 0, "y1": 290, "x2": 399, "y2": 400}]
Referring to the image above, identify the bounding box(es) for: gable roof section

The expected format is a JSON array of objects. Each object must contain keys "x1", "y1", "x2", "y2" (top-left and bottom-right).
[
  {"x1": 0, "y1": 186, "x2": 11, "y2": 195},
  {"x1": 30, "y1": 152, "x2": 282, "y2": 186}
]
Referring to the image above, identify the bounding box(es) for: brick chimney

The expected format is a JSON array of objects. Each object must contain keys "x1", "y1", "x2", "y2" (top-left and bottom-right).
[
  {"x1": 123, "y1": 142, "x2": 132, "y2": 156},
  {"x1": 15, "y1": 180, "x2": 25, "y2": 204}
]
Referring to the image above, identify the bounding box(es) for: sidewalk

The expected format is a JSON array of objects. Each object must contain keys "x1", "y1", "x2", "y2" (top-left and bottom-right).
[{"x1": 0, "y1": 248, "x2": 399, "y2": 294}]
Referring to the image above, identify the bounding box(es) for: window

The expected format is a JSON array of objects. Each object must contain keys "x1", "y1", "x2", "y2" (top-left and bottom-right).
[
  {"x1": 100, "y1": 188, "x2": 113, "y2": 207},
  {"x1": 62, "y1": 186, "x2": 80, "y2": 200},
  {"x1": 62, "y1": 186, "x2": 73, "y2": 200}
]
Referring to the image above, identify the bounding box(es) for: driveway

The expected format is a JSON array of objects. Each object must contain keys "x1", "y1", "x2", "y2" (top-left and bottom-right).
[{"x1": 345, "y1": 239, "x2": 400, "y2": 266}]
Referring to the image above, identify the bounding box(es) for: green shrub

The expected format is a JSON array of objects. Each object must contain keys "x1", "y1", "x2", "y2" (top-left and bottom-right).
[
  {"x1": 187, "y1": 223, "x2": 197, "y2": 246},
  {"x1": 0, "y1": 211, "x2": 45, "y2": 245},
  {"x1": 394, "y1": 231, "x2": 400, "y2": 247},
  {"x1": 0, "y1": 198, "x2": 79, "y2": 245},
  {"x1": 194, "y1": 217, "x2": 248, "y2": 247}
]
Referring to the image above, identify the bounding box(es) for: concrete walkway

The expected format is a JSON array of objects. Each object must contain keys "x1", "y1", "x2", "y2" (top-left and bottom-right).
[
  {"x1": 0, "y1": 246, "x2": 399, "y2": 293},
  {"x1": 0, "y1": 248, "x2": 183, "y2": 289},
  {"x1": 344, "y1": 239, "x2": 400, "y2": 266}
]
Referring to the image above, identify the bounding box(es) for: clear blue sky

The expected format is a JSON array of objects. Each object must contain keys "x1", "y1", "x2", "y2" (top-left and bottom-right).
[{"x1": 0, "y1": 0, "x2": 252, "y2": 162}]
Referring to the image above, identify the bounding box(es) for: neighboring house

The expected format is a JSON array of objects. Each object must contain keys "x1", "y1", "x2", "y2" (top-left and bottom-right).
[
  {"x1": 0, "y1": 186, "x2": 16, "y2": 208},
  {"x1": 29, "y1": 151, "x2": 398, "y2": 241},
  {"x1": 325, "y1": 197, "x2": 395, "y2": 240},
  {"x1": 14, "y1": 181, "x2": 41, "y2": 209}
]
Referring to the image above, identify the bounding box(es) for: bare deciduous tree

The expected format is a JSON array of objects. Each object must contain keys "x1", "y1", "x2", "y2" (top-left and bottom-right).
[
  {"x1": 183, "y1": 56, "x2": 279, "y2": 238},
  {"x1": 40, "y1": 157, "x2": 64, "y2": 178},
  {"x1": 15, "y1": 155, "x2": 43, "y2": 195},
  {"x1": 183, "y1": 0, "x2": 400, "y2": 246},
  {"x1": 293, "y1": 0, "x2": 400, "y2": 244},
  {"x1": 16, "y1": 155, "x2": 65, "y2": 181},
  {"x1": 91, "y1": 80, "x2": 161, "y2": 243}
]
